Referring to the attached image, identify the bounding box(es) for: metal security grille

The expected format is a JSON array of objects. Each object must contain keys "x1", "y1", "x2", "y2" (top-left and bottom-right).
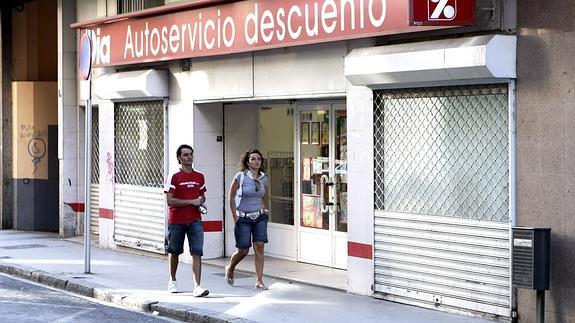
[
  {"x1": 373, "y1": 85, "x2": 511, "y2": 318},
  {"x1": 374, "y1": 85, "x2": 509, "y2": 222},
  {"x1": 91, "y1": 107, "x2": 99, "y2": 184},
  {"x1": 114, "y1": 100, "x2": 166, "y2": 254},
  {"x1": 117, "y1": 0, "x2": 164, "y2": 14},
  {"x1": 90, "y1": 107, "x2": 100, "y2": 235},
  {"x1": 115, "y1": 101, "x2": 164, "y2": 187}
]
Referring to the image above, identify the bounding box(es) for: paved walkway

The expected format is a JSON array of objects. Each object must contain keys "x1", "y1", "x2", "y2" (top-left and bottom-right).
[{"x1": 0, "y1": 230, "x2": 495, "y2": 323}]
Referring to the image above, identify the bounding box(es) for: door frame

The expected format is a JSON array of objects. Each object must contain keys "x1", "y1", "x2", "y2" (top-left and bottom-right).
[{"x1": 295, "y1": 101, "x2": 347, "y2": 269}]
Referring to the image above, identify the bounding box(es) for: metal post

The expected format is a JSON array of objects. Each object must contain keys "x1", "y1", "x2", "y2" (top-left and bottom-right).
[
  {"x1": 536, "y1": 290, "x2": 545, "y2": 323},
  {"x1": 84, "y1": 77, "x2": 92, "y2": 274}
]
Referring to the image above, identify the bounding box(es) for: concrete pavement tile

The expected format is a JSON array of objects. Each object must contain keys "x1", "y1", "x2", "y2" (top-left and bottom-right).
[
  {"x1": 93, "y1": 288, "x2": 127, "y2": 305},
  {"x1": 0, "y1": 230, "x2": 498, "y2": 323},
  {"x1": 186, "y1": 308, "x2": 255, "y2": 323},
  {"x1": 120, "y1": 295, "x2": 159, "y2": 312},
  {"x1": 151, "y1": 302, "x2": 195, "y2": 321},
  {"x1": 65, "y1": 280, "x2": 95, "y2": 297}
]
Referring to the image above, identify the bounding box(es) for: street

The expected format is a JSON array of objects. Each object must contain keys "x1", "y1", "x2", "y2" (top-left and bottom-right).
[{"x1": 0, "y1": 273, "x2": 177, "y2": 323}]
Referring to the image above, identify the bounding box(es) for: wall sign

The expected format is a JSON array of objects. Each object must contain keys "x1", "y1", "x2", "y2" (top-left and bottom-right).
[
  {"x1": 77, "y1": 0, "x2": 446, "y2": 67},
  {"x1": 410, "y1": 0, "x2": 475, "y2": 26},
  {"x1": 79, "y1": 33, "x2": 92, "y2": 80}
]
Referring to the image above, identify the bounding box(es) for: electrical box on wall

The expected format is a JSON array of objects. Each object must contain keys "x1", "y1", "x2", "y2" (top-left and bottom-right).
[{"x1": 512, "y1": 227, "x2": 551, "y2": 290}]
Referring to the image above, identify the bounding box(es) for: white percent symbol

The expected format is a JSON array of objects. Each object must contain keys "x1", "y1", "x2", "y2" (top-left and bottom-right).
[{"x1": 430, "y1": 0, "x2": 456, "y2": 20}]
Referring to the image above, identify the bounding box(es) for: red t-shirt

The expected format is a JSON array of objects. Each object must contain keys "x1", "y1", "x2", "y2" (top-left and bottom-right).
[{"x1": 165, "y1": 169, "x2": 207, "y2": 224}]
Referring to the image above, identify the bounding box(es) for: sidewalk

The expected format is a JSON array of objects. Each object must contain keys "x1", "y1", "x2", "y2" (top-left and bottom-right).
[{"x1": 0, "y1": 230, "x2": 494, "y2": 323}]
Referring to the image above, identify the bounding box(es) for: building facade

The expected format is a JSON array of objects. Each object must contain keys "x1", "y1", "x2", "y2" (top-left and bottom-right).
[{"x1": 2, "y1": 0, "x2": 574, "y2": 322}]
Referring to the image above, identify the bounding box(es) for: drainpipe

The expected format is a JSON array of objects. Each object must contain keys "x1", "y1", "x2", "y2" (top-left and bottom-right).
[{"x1": 508, "y1": 80, "x2": 518, "y2": 322}]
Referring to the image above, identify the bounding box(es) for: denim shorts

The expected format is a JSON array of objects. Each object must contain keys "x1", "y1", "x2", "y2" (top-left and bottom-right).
[
  {"x1": 167, "y1": 221, "x2": 204, "y2": 256},
  {"x1": 234, "y1": 212, "x2": 268, "y2": 249}
]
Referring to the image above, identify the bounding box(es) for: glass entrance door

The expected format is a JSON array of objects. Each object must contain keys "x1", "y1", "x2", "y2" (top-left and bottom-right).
[{"x1": 297, "y1": 103, "x2": 347, "y2": 269}]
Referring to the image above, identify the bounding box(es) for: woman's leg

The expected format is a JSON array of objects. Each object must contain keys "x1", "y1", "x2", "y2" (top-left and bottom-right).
[
  {"x1": 253, "y1": 242, "x2": 265, "y2": 286},
  {"x1": 226, "y1": 248, "x2": 249, "y2": 280},
  {"x1": 226, "y1": 217, "x2": 251, "y2": 280}
]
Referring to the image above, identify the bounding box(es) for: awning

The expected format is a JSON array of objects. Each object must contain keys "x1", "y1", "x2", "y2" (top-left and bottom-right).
[
  {"x1": 344, "y1": 35, "x2": 516, "y2": 88},
  {"x1": 94, "y1": 69, "x2": 168, "y2": 100}
]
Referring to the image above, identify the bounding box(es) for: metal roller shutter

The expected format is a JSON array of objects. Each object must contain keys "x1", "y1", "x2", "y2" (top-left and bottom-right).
[
  {"x1": 113, "y1": 100, "x2": 166, "y2": 254},
  {"x1": 90, "y1": 184, "x2": 100, "y2": 235},
  {"x1": 114, "y1": 184, "x2": 166, "y2": 253},
  {"x1": 373, "y1": 85, "x2": 511, "y2": 318}
]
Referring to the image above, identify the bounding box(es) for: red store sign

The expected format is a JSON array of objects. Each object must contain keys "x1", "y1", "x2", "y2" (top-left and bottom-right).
[{"x1": 76, "y1": 0, "x2": 474, "y2": 67}]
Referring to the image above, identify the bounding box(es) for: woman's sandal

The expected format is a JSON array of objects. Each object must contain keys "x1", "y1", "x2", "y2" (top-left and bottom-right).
[
  {"x1": 255, "y1": 283, "x2": 268, "y2": 290},
  {"x1": 224, "y1": 266, "x2": 234, "y2": 286}
]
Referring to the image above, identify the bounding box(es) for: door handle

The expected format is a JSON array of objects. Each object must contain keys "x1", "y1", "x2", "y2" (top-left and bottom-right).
[
  {"x1": 326, "y1": 176, "x2": 335, "y2": 210},
  {"x1": 320, "y1": 174, "x2": 329, "y2": 212}
]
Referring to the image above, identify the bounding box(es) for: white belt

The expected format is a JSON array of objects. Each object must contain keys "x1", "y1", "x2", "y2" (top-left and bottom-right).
[{"x1": 237, "y1": 209, "x2": 266, "y2": 220}]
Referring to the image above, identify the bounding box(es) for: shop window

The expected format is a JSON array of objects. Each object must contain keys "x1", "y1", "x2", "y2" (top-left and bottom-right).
[{"x1": 260, "y1": 107, "x2": 295, "y2": 225}]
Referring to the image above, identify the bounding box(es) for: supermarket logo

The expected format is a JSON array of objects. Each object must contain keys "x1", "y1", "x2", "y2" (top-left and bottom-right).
[{"x1": 428, "y1": 0, "x2": 457, "y2": 21}]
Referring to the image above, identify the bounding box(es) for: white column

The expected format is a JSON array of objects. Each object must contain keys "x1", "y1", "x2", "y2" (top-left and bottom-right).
[{"x1": 346, "y1": 85, "x2": 375, "y2": 295}]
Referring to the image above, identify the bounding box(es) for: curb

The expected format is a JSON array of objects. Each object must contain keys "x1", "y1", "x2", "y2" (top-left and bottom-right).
[{"x1": 0, "y1": 262, "x2": 255, "y2": 323}]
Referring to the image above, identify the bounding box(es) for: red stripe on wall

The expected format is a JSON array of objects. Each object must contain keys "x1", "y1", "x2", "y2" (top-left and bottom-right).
[
  {"x1": 348, "y1": 241, "x2": 373, "y2": 259},
  {"x1": 99, "y1": 208, "x2": 114, "y2": 219},
  {"x1": 65, "y1": 202, "x2": 85, "y2": 212},
  {"x1": 203, "y1": 220, "x2": 223, "y2": 232}
]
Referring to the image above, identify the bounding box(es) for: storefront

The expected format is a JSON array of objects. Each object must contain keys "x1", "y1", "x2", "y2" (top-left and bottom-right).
[{"x1": 70, "y1": 0, "x2": 517, "y2": 319}]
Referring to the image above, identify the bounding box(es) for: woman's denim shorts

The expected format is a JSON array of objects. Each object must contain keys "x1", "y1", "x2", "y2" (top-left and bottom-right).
[
  {"x1": 234, "y1": 212, "x2": 268, "y2": 249},
  {"x1": 167, "y1": 221, "x2": 204, "y2": 256}
]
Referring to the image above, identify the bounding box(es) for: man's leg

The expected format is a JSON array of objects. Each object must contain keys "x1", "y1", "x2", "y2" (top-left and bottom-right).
[
  {"x1": 167, "y1": 224, "x2": 185, "y2": 281},
  {"x1": 191, "y1": 255, "x2": 202, "y2": 287},
  {"x1": 168, "y1": 253, "x2": 179, "y2": 281},
  {"x1": 188, "y1": 221, "x2": 205, "y2": 288}
]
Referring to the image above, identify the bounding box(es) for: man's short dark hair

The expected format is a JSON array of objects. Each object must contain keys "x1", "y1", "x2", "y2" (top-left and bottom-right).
[{"x1": 176, "y1": 144, "x2": 194, "y2": 158}]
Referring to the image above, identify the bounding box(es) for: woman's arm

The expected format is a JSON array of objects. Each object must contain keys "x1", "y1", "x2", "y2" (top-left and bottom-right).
[
  {"x1": 261, "y1": 179, "x2": 269, "y2": 211},
  {"x1": 228, "y1": 179, "x2": 239, "y2": 222}
]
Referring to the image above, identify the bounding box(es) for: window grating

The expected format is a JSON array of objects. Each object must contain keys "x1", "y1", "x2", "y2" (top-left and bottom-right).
[
  {"x1": 114, "y1": 101, "x2": 164, "y2": 187},
  {"x1": 373, "y1": 85, "x2": 509, "y2": 222},
  {"x1": 117, "y1": 0, "x2": 164, "y2": 14}
]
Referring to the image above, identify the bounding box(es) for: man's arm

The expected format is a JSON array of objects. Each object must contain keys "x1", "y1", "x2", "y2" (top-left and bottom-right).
[{"x1": 166, "y1": 192, "x2": 202, "y2": 206}]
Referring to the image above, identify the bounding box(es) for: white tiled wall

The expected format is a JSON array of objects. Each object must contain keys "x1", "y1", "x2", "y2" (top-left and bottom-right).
[
  {"x1": 194, "y1": 103, "x2": 224, "y2": 259},
  {"x1": 58, "y1": 0, "x2": 80, "y2": 237},
  {"x1": 224, "y1": 103, "x2": 260, "y2": 256}
]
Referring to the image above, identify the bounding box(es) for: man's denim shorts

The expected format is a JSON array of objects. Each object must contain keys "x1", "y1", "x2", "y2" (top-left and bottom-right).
[
  {"x1": 234, "y1": 212, "x2": 268, "y2": 249},
  {"x1": 167, "y1": 221, "x2": 204, "y2": 256}
]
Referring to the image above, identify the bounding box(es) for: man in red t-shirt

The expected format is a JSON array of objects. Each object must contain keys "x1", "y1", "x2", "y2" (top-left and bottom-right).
[{"x1": 164, "y1": 144, "x2": 209, "y2": 297}]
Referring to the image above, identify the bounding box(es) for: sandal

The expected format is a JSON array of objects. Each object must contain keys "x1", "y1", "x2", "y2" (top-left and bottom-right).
[
  {"x1": 224, "y1": 266, "x2": 234, "y2": 286},
  {"x1": 255, "y1": 283, "x2": 268, "y2": 290}
]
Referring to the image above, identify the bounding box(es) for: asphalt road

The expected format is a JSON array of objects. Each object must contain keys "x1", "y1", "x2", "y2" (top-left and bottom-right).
[{"x1": 0, "y1": 273, "x2": 178, "y2": 323}]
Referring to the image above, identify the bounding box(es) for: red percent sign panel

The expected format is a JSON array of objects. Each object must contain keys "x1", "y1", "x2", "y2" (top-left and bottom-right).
[{"x1": 410, "y1": 0, "x2": 475, "y2": 26}]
